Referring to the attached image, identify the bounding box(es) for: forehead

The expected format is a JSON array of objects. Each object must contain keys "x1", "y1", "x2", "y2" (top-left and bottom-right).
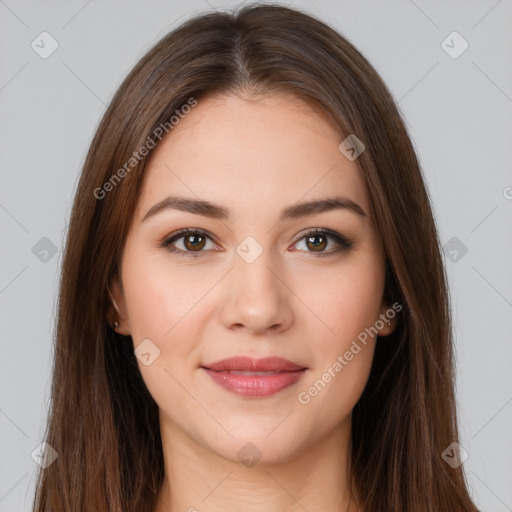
[{"x1": 136, "y1": 92, "x2": 369, "y2": 222}]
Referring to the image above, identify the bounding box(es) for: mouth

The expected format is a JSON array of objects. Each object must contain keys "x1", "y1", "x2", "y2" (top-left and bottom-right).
[{"x1": 200, "y1": 356, "x2": 307, "y2": 398}]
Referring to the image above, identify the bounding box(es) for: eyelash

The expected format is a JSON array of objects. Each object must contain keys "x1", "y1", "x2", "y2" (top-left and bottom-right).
[{"x1": 159, "y1": 228, "x2": 354, "y2": 258}]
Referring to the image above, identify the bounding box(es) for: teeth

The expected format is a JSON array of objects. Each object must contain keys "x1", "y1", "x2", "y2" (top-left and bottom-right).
[{"x1": 227, "y1": 370, "x2": 281, "y2": 376}]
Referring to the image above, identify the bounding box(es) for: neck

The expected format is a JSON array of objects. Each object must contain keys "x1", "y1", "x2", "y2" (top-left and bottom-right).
[{"x1": 154, "y1": 412, "x2": 360, "y2": 512}]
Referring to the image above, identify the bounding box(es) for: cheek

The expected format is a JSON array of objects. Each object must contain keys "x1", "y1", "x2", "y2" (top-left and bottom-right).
[
  {"x1": 303, "y1": 255, "x2": 385, "y2": 347},
  {"x1": 121, "y1": 241, "x2": 206, "y2": 342},
  {"x1": 123, "y1": 267, "x2": 172, "y2": 342},
  {"x1": 121, "y1": 260, "x2": 204, "y2": 410},
  {"x1": 120, "y1": 246, "x2": 215, "y2": 389},
  {"x1": 293, "y1": 256, "x2": 384, "y2": 409}
]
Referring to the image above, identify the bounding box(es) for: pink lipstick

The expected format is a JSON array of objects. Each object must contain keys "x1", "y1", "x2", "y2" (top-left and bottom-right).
[{"x1": 201, "y1": 356, "x2": 307, "y2": 398}]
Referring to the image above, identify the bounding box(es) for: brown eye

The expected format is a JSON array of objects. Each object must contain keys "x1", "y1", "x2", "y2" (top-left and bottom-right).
[
  {"x1": 292, "y1": 229, "x2": 354, "y2": 256},
  {"x1": 183, "y1": 233, "x2": 206, "y2": 251},
  {"x1": 305, "y1": 234, "x2": 328, "y2": 252},
  {"x1": 161, "y1": 228, "x2": 216, "y2": 257}
]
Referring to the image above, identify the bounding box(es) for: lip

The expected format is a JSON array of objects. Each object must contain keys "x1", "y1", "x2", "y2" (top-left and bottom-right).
[
  {"x1": 201, "y1": 356, "x2": 307, "y2": 398},
  {"x1": 202, "y1": 356, "x2": 306, "y2": 372}
]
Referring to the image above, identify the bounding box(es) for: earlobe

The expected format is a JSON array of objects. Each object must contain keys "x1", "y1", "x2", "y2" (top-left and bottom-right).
[
  {"x1": 376, "y1": 302, "x2": 399, "y2": 337},
  {"x1": 107, "y1": 279, "x2": 131, "y2": 336}
]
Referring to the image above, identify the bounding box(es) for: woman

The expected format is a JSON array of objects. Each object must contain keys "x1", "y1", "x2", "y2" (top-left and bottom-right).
[{"x1": 32, "y1": 3, "x2": 479, "y2": 511}]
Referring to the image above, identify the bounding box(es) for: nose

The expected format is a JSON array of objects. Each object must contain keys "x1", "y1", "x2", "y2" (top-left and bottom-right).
[{"x1": 219, "y1": 247, "x2": 295, "y2": 336}]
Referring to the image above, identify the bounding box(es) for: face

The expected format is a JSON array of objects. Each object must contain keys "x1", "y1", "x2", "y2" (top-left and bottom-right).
[{"x1": 110, "y1": 92, "x2": 397, "y2": 464}]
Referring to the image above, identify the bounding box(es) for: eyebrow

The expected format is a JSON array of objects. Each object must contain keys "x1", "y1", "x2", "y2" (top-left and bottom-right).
[{"x1": 142, "y1": 194, "x2": 367, "y2": 223}]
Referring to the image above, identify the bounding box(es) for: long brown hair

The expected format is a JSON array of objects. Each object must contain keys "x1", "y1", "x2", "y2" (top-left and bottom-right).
[{"x1": 32, "y1": 3, "x2": 479, "y2": 511}]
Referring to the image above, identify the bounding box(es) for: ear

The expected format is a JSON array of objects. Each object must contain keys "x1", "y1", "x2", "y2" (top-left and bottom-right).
[
  {"x1": 376, "y1": 300, "x2": 400, "y2": 337},
  {"x1": 107, "y1": 276, "x2": 131, "y2": 336}
]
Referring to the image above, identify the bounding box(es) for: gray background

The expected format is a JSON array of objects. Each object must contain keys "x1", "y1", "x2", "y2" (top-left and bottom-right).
[{"x1": 1, "y1": 1, "x2": 511, "y2": 510}]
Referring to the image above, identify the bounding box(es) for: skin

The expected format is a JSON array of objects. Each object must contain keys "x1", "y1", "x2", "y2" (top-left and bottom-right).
[{"x1": 110, "y1": 92, "x2": 398, "y2": 512}]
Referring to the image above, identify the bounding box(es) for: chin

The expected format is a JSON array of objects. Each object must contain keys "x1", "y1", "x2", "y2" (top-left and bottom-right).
[{"x1": 206, "y1": 423, "x2": 309, "y2": 467}]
